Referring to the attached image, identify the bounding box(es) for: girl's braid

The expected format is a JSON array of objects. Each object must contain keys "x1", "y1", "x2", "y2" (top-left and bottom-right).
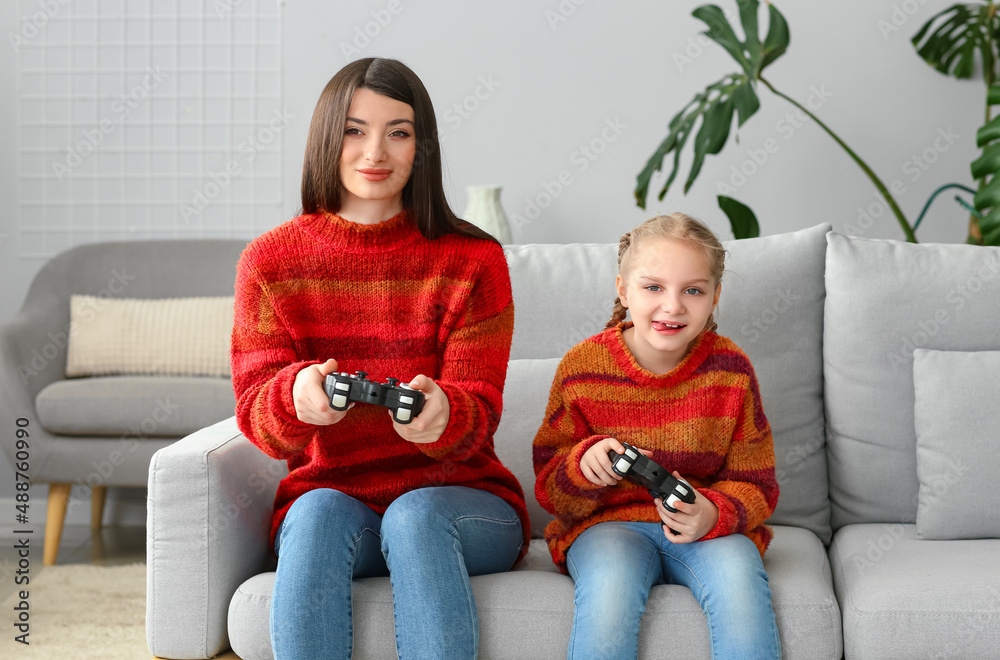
[{"x1": 605, "y1": 231, "x2": 632, "y2": 329}]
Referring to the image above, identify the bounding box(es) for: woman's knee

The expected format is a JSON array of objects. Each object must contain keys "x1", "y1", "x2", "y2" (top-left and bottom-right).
[
  {"x1": 381, "y1": 488, "x2": 447, "y2": 533},
  {"x1": 281, "y1": 488, "x2": 374, "y2": 545}
]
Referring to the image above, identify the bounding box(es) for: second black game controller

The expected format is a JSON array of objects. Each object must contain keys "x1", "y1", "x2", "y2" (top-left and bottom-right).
[
  {"x1": 608, "y1": 442, "x2": 697, "y2": 535},
  {"x1": 324, "y1": 371, "x2": 425, "y2": 424}
]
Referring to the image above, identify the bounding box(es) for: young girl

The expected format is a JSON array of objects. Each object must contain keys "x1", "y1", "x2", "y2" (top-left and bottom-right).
[
  {"x1": 231, "y1": 58, "x2": 529, "y2": 660},
  {"x1": 533, "y1": 213, "x2": 781, "y2": 659}
]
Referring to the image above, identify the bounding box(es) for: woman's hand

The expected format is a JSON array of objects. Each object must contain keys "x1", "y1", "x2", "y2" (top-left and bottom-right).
[
  {"x1": 580, "y1": 439, "x2": 654, "y2": 487},
  {"x1": 292, "y1": 359, "x2": 353, "y2": 426},
  {"x1": 392, "y1": 375, "x2": 449, "y2": 443},
  {"x1": 655, "y1": 471, "x2": 719, "y2": 542}
]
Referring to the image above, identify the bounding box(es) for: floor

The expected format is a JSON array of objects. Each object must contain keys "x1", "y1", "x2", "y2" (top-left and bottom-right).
[
  {"x1": 0, "y1": 523, "x2": 242, "y2": 658},
  {"x1": 0, "y1": 522, "x2": 146, "y2": 607}
]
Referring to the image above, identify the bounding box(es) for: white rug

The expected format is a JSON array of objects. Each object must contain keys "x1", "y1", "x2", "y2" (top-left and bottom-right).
[{"x1": 0, "y1": 562, "x2": 149, "y2": 659}]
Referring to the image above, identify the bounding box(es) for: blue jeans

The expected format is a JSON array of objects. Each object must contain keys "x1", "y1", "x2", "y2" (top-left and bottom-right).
[
  {"x1": 270, "y1": 486, "x2": 523, "y2": 660},
  {"x1": 566, "y1": 522, "x2": 780, "y2": 660}
]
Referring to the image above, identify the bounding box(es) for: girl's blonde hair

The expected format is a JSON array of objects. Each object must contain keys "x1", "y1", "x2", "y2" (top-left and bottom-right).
[{"x1": 606, "y1": 213, "x2": 727, "y2": 332}]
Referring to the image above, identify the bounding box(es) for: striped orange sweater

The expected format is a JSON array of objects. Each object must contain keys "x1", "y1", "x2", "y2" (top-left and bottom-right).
[
  {"x1": 231, "y1": 209, "x2": 529, "y2": 557},
  {"x1": 533, "y1": 323, "x2": 778, "y2": 572}
]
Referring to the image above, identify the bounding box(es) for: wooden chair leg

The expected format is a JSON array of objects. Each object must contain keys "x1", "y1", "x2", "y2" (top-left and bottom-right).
[
  {"x1": 44, "y1": 482, "x2": 71, "y2": 565},
  {"x1": 91, "y1": 485, "x2": 107, "y2": 530}
]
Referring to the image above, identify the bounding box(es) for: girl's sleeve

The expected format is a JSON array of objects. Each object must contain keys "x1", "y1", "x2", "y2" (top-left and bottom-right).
[
  {"x1": 230, "y1": 251, "x2": 320, "y2": 460},
  {"x1": 698, "y1": 364, "x2": 780, "y2": 541},
  {"x1": 415, "y1": 242, "x2": 515, "y2": 462},
  {"x1": 532, "y1": 360, "x2": 612, "y2": 522}
]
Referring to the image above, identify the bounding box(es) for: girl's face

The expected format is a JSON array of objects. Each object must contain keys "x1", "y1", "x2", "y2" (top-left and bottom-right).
[
  {"x1": 615, "y1": 236, "x2": 721, "y2": 374},
  {"x1": 338, "y1": 88, "x2": 416, "y2": 220}
]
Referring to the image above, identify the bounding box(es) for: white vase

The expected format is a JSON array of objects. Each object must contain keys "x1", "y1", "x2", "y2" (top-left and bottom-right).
[{"x1": 463, "y1": 185, "x2": 512, "y2": 243}]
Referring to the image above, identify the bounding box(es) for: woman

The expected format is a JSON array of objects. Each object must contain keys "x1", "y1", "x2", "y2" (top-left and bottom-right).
[{"x1": 230, "y1": 57, "x2": 529, "y2": 660}]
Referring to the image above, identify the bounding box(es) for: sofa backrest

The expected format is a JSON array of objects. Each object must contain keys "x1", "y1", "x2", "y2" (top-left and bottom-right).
[
  {"x1": 7, "y1": 239, "x2": 248, "y2": 400},
  {"x1": 494, "y1": 224, "x2": 833, "y2": 543},
  {"x1": 823, "y1": 233, "x2": 1000, "y2": 530}
]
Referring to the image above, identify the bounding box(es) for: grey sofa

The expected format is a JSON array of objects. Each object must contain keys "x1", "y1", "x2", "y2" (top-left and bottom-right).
[
  {"x1": 145, "y1": 223, "x2": 1000, "y2": 659},
  {"x1": 0, "y1": 240, "x2": 242, "y2": 564}
]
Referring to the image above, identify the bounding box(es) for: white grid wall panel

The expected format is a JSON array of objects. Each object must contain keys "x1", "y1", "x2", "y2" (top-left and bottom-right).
[{"x1": 16, "y1": 0, "x2": 285, "y2": 258}]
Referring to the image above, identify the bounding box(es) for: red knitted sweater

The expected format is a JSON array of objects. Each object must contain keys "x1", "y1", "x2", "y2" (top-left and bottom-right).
[
  {"x1": 533, "y1": 323, "x2": 778, "y2": 573},
  {"x1": 231, "y1": 210, "x2": 529, "y2": 557}
]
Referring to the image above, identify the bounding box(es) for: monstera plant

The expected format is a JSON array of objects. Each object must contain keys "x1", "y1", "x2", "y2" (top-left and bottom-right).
[
  {"x1": 636, "y1": 1, "x2": 919, "y2": 242},
  {"x1": 913, "y1": 1, "x2": 1000, "y2": 245}
]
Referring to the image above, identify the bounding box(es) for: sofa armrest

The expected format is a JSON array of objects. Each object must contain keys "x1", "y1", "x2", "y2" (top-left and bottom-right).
[
  {"x1": 146, "y1": 416, "x2": 287, "y2": 659},
  {"x1": 0, "y1": 307, "x2": 70, "y2": 475}
]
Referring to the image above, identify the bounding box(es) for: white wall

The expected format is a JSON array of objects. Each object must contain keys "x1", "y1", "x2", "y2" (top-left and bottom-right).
[{"x1": 0, "y1": 0, "x2": 982, "y2": 510}]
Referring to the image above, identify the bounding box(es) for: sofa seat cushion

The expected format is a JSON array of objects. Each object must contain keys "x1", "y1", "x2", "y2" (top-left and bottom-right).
[
  {"x1": 228, "y1": 526, "x2": 840, "y2": 659},
  {"x1": 829, "y1": 523, "x2": 1000, "y2": 659},
  {"x1": 36, "y1": 375, "x2": 236, "y2": 436}
]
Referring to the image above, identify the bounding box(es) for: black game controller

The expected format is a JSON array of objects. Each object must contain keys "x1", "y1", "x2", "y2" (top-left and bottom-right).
[
  {"x1": 324, "y1": 371, "x2": 425, "y2": 424},
  {"x1": 608, "y1": 442, "x2": 697, "y2": 534}
]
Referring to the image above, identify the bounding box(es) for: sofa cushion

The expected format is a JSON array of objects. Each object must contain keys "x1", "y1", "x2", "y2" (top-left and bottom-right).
[
  {"x1": 824, "y1": 233, "x2": 1000, "y2": 529},
  {"x1": 506, "y1": 244, "x2": 620, "y2": 361},
  {"x1": 36, "y1": 376, "x2": 236, "y2": 436},
  {"x1": 494, "y1": 358, "x2": 561, "y2": 539},
  {"x1": 716, "y1": 223, "x2": 831, "y2": 543},
  {"x1": 913, "y1": 349, "x2": 1000, "y2": 539},
  {"x1": 227, "y1": 526, "x2": 841, "y2": 659},
  {"x1": 65, "y1": 294, "x2": 234, "y2": 377},
  {"x1": 829, "y1": 523, "x2": 1000, "y2": 659}
]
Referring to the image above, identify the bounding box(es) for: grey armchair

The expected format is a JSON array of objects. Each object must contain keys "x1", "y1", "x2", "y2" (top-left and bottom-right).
[{"x1": 0, "y1": 239, "x2": 246, "y2": 564}]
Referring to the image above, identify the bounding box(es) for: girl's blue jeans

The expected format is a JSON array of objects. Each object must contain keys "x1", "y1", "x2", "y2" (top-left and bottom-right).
[
  {"x1": 270, "y1": 486, "x2": 523, "y2": 660},
  {"x1": 565, "y1": 521, "x2": 781, "y2": 660}
]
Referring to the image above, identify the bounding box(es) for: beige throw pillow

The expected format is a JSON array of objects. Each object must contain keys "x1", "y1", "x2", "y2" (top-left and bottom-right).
[{"x1": 65, "y1": 295, "x2": 234, "y2": 377}]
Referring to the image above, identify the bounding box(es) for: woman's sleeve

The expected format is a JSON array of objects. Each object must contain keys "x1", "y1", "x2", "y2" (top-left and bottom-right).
[
  {"x1": 230, "y1": 251, "x2": 320, "y2": 460},
  {"x1": 532, "y1": 360, "x2": 611, "y2": 522},
  {"x1": 698, "y1": 364, "x2": 780, "y2": 540},
  {"x1": 415, "y1": 243, "x2": 515, "y2": 462}
]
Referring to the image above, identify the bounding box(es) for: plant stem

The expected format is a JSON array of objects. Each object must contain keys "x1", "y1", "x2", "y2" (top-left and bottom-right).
[{"x1": 759, "y1": 76, "x2": 918, "y2": 242}]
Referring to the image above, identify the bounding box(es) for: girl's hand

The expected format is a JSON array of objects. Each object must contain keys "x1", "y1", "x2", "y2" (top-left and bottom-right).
[
  {"x1": 580, "y1": 439, "x2": 654, "y2": 486},
  {"x1": 392, "y1": 375, "x2": 449, "y2": 444},
  {"x1": 293, "y1": 359, "x2": 354, "y2": 426},
  {"x1": 655, "y1": 471, "x2": 719, "y2": 543}
]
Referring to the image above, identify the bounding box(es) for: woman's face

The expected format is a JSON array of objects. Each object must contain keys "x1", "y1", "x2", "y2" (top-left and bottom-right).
[{"x1": 338, "y1": 87, "x2": 416, "y2": 216}]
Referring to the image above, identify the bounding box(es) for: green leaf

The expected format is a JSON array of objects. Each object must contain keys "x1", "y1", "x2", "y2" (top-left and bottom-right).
[
  {"x1": 761, "y1": 3, "x2": 790, "y2": 70},
  {"x1": 954, "y1": 38, "x2": 977, "y2": 78},
  {"x1": 976, "y1": 114, "x2": 1000, "y2": 147},
  {"x1": 636, "y1": 133, "x2": 676, "y2": 209},
  {"x1": 634, "y1": 75, "x2": 759, "y2": 207},
  {"x1": 692, "y1": 1, "x2": 786, "y2": 79},
  {"x1": 978, "y1": 205, "x2": 1000, "y2": 244},
  {"x1": 973, "y1": 173, "x2": 1000, "y2": 210},
  {"x1": 988, "y1": 83, "x2": 1000, "y2": 105},
  {"x1": 686, "y1": 98, "x2": 735, "y2": 192},
  {"x1": 738, "y1": 0, "x2": 763, "y2": 72},
  {"x1": 971, "y1": 143, "x2": 1000, "y2": 180},
  {"x1": 634, "y1": 3, "x2": 775, "y2": 208},
  {"x1": 912, "y1": 4, "x2": 999, "y2": 80},
  {"x1": 718, "y1": 195, "x2": 760, "y2": 239},
  {"x1": 731, "y1": 78, "x2": 761, "y2": 127},
  {"x1": 693, "y1": 5, "x2": 752, "y2": 75}
]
